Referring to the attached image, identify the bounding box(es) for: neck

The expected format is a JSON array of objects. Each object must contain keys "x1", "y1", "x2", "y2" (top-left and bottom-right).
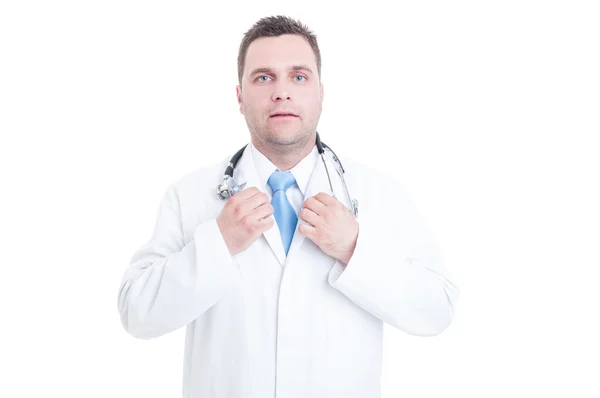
[{"x1": 252, "y1": 132, "x2": 316, "y2": 171}]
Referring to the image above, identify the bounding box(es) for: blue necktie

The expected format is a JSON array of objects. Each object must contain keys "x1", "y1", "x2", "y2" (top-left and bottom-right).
[{"x1": 267, "y1": 170, "x2": 298, "y2": 256}]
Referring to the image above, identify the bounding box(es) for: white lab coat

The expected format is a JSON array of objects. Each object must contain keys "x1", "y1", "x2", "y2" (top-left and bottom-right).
[{"x1": 117, "y1": 144, "x2": 460, "y2": 398}]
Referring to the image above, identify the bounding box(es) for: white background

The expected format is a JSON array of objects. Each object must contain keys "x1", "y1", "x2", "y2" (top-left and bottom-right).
[{"x1": 1, "y1": 0, "x2": 599, "y2": 397}]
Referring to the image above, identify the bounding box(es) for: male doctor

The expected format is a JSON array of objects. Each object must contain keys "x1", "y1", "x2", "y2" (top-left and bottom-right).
[{"x1": 118, "y1": 15, "x2": 460, "y2": 398}]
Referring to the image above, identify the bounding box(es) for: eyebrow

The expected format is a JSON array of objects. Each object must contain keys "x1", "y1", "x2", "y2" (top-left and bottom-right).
[{"x1": 249, "y1": 65, "x2": 314, "y2": 77}]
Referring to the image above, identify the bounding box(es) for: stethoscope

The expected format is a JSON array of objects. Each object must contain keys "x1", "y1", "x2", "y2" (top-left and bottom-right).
[{"x1": 217, "y1": 132, "x2": 359, "y2": 218}]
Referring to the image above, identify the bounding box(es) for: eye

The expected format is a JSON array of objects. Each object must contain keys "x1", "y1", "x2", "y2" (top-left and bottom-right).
[
  {"x1": 257, "y1": 75, "x2": 271, "y2": 82},
  {"x1": 294, "y1": 75, "x2": 306, "y2": 82}
]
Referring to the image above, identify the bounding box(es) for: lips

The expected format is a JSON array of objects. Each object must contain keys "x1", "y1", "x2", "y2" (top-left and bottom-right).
[{"x1": 270, "y1": 112, "x2": 298, "y2": 118}]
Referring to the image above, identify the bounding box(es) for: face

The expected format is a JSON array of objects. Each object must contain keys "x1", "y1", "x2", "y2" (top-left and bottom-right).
[{"x1": 236, "y1": 34, "x2": 324, "y2": 150}]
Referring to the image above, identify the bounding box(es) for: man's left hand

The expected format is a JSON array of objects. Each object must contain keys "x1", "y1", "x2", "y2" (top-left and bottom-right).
[{"x1": 298, "y1": 192, "x2": 358, "y2": 265}]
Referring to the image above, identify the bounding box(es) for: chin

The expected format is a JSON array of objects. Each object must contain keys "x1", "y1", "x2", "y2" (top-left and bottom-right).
[{"x1": 265, "y1": 129, "x2": 305, "y2": 146}]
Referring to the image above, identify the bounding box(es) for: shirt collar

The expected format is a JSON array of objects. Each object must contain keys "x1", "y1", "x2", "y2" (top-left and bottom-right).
[{"x1": 250, "y1": 142, "x2": 318, "y2": 196}]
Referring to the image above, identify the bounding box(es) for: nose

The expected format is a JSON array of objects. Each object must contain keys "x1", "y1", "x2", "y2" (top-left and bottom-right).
[{"x1": 271, "y1": 82, "x2": 292, "y2": 102}]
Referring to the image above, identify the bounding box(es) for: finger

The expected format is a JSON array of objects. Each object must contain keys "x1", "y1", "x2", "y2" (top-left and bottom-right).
[
  {"x1": 235, "y1": 186, "x2": 260, "y2": 200},
  {"x1": 314, "y1": 192, "x2": 337, "y2": 206},
  {"x1": 243, "y1": 212, "x2": 274, "y2": 238},
  {"x1": 249, "y1": 191, "x2": 270, "y2": 208},
  {"x1": 255, "y1": 210, "x2": 275, "y2": 232},
  {"x1": 303, "y1": 196, "x2": 327, "y2": 215},
  {"x1": 252, "y1": 202, "x2": 274, "y2": 221},
  {"x1": 299, "y1": 207, "x2": 321, "y2": 227},
  {"x1": 298, "y1": 223, "x2": 317, "y2": 238},
  {"x1": 240, "y1": 192, "x2": 270, "y2": 215}
]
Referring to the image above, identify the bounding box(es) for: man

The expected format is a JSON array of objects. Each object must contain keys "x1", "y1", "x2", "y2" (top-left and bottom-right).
[{"x1": 118, "y1": 15, "x2": 460, "y2": 398}]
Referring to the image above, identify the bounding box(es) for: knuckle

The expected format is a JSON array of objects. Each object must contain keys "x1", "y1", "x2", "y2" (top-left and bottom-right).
[{"x1": 233, "y1": 204, "x2": 242, "y2": 217}]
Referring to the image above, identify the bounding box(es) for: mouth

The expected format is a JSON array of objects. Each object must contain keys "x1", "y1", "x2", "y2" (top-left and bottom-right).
[{"x1": 270, "y1": 112, "x2": 299, "y2": 118}]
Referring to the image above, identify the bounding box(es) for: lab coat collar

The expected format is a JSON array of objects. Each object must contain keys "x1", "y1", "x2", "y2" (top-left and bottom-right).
[
  {"x1": 233, "y1": 143, "x2": 354, "y2": 267},
  {"x1": 233, "y1": 145, "x2": 287, "y2": 266}
]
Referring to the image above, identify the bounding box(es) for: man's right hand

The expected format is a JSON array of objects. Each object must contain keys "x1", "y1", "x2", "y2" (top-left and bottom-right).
[{"x1": 216, "y1": 187, "x2": 275, "y2": 256}]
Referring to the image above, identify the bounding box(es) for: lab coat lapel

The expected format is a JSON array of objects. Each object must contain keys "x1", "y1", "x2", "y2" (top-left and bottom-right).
[
  {"x1": 234, "y1": 146, "x2": 287, "y2": 267},
  {"x1": 286, "y1": 152, "x2": 354, "y2": 261}
]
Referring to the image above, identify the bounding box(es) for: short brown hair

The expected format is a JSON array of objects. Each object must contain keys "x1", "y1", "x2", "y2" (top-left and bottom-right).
[{"x1": 237, "y1": 15, "x2": 322, "y2": 85}]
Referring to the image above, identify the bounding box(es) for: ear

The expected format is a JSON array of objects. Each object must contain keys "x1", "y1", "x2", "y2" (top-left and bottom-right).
[{"x1": 236, "y1": 85, "x2": 243, "y2": 114}]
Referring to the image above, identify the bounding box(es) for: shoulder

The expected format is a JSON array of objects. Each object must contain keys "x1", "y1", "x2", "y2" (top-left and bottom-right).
[
  {"x1": 337, "y1": 154, "x2": 407, "y2": 192},
  {"x1": 178, "y1": 158, "x2": 228, "y2": 187},
  {"x1": 334, "y1": 154, "x2": 418, "y2": 217}
]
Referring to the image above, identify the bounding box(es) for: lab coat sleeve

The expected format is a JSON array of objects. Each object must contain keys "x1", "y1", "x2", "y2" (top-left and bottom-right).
[
  {"x1": 117, "y1": 184, "x2": 240, "y2": 339},
  {"x1": 328, "y1": 180, "x2": 460, "y2": 337}
]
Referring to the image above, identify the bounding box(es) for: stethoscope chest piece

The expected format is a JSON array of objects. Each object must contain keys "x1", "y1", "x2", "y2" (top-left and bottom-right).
[{"x1": 217, "y1": 175, "x2": 246, "y2": 199}]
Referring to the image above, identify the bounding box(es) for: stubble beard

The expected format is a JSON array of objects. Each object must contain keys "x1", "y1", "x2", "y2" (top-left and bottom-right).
[{"x1": 252, "y1": 118, "x2": 315, "y2": 158}]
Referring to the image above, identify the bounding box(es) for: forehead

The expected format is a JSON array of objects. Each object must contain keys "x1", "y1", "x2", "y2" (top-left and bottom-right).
[{"x1": 244, "y1": 34, "x2": 317, "y2": 73}]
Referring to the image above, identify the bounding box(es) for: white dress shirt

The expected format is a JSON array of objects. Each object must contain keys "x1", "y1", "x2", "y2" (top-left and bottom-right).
[{"x1": 250, "y1": 142, "x2": 318, "y2": 217}]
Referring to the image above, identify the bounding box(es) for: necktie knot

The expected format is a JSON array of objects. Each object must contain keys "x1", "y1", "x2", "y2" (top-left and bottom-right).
[{"x1": 267, "y1": 170, "x2": 296, "y2": 193}]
